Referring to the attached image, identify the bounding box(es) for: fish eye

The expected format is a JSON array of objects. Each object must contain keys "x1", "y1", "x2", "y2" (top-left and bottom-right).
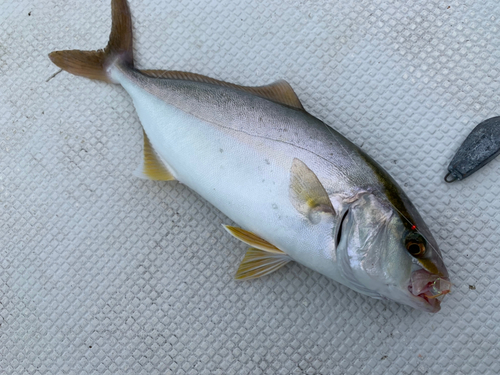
[
  {"x1": 406, "y1": 241, "x2": 425, "y2": 257},
  {"x1": 405, "y1": 233, "x2": 426, "y2": 257}
]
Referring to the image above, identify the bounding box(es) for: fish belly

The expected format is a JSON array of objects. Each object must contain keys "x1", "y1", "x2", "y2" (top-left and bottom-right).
[{"x1": 114, "y1": 70, "x2": 340, "y2": 279}]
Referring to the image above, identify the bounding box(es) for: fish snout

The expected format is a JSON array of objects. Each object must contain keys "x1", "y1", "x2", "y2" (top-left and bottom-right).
[{"x1": 409, "y1": 269, "x2": 451, "y2": 307}]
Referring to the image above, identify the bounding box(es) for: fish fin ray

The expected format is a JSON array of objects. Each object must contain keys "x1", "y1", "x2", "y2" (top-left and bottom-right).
[
  {"x1": 235, "y1": 248, "x2": 291, "y2": 280},
  {"x1": 289, "y1": 158, "x2": 335, "y2": 222},
  {"x1": 48, "y1": 0, "x2": 134, "y2": 82},
  {"x1": 223, "y1": 225, "x2": 284, "y2": 254},
  {"x1": 134, "y1": 130, "x2": 176, "y2": 181},
  {"x1": 142, "y1": 70, "x2": 304, "y2": 110}
]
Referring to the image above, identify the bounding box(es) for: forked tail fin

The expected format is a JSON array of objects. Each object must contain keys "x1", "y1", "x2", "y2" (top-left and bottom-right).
[{"x1": 48, "y1": 0, "x2": 134, "y2": 82}]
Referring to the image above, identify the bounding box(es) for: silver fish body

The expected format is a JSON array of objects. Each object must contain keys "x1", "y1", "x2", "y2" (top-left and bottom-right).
[{"x1": 50, "y1": 0, "x2": 450, "y2": 312}]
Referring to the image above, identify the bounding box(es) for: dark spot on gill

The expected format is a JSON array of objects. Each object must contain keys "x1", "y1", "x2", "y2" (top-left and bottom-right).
[{"x1": 335, "y1": 209, "x2": 349, "y2": 248}]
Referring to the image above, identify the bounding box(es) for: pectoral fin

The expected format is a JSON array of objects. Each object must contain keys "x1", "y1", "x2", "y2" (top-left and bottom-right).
[
  {"x1": 235, "y1": 248, "x2": 291, "y2": 280},
  {"x1": 134, "y1": 130, "x2": 176, "y2": 181},
  {"x1": 289, "y1": 158, "x2": 335, "y2": 223},
  {"x1": 223, "y1": 225, "x2": 284, "y2": 254}
]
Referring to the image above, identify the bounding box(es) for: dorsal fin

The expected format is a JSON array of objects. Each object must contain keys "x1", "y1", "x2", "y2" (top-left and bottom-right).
[{"x1": 141, "y1": 69, "x2": 305, "y2": 111}]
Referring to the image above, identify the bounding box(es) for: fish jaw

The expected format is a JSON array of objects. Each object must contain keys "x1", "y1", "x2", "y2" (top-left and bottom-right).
[
  {"x1": 381, "y1": 266, "x2": 451, "y2": 313},
  {"x1": 408, "y1": 269, "x2": 451, "y2": 311},
  {"x1": 335, "y1": 192, "x2": 451, "y2": 313}
]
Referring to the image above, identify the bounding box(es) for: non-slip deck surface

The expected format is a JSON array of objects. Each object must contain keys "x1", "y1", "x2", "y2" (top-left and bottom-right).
[{"x1": 1, "y1": 0, "x2": 499, "y2": 373}]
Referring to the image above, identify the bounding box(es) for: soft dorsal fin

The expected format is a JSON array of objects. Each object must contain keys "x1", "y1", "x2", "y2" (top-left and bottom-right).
[
  {"x1": 141, "y1": 69, "x2": 305, "y2": 111},
  {"x1": 235, "y1": 248, "x2": 291, "y2": 280},
  {"x1": 289, "y1": 158, "x2": 335, "y2": 223},
  {"x1": 134, "y1": 130, "x2": 176, "y2": 181},
  {"x1": 223, "y1": 225, "x2": 285, "y2": 254}
]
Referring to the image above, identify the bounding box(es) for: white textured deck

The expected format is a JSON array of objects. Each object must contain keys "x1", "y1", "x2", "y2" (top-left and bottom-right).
[{"x1": 1, "y1": 0, "x2": 499, "y2": 373}]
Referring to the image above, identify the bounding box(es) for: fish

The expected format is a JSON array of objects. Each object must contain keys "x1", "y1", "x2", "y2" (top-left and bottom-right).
[{"x1": 49, "y1": 0, "x2": 450, "y2": 312}]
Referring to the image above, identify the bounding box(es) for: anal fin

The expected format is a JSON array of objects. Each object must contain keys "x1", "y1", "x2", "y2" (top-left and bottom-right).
[
  {"x1": 134, "y1": 130, "x2": 176, "y2": 181},
  {"x1": 235, "y1": 248, "x2": 291, "y2": 280}
]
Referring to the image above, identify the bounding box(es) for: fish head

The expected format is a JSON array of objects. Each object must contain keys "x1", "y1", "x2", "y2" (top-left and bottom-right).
[{"x1": 337, "y1": 192, "x2": 450, "y2": 313}]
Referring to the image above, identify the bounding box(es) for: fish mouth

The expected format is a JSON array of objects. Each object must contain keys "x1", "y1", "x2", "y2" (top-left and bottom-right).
[{"x1": 408, "y1": 269, "x2": 451, "y2": 312}]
